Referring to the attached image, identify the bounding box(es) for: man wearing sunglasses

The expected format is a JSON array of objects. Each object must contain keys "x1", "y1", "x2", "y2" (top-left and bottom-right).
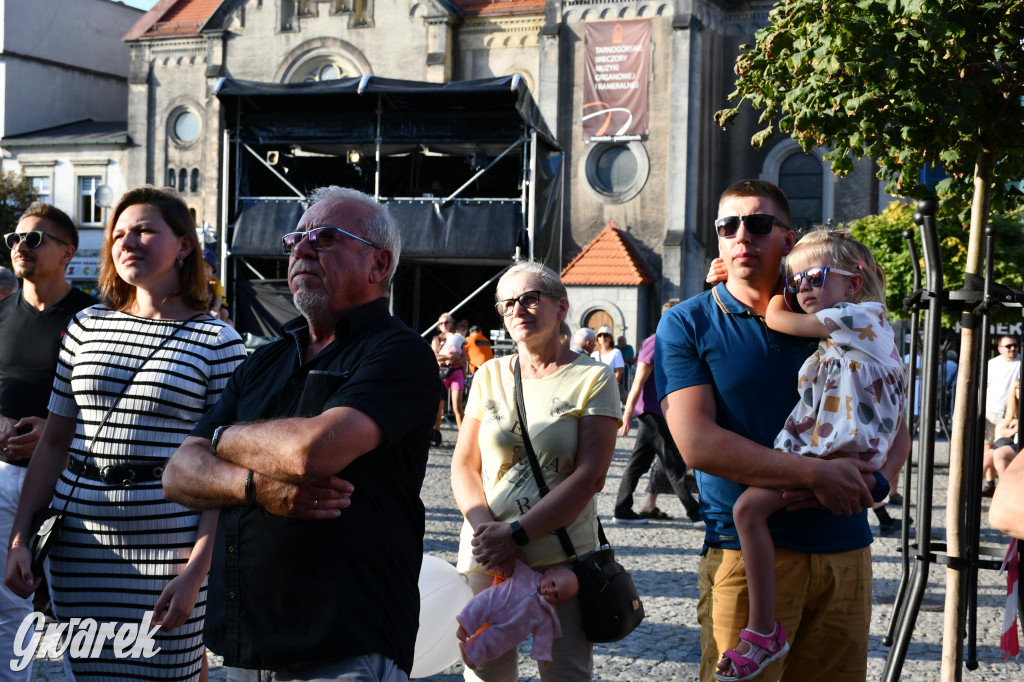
[
  {"x1": 982, "y1": 335, "x2": 1020, "y2": 496},
  {"x1": 0, "y1": 202, "x2": 95, "y2": 680},
  {"x1": 164, "y1": 186, "x2": 439, "y2": 682},
  {"x1": 656, "y1": 179, "x2": 909, "y2": 682}
]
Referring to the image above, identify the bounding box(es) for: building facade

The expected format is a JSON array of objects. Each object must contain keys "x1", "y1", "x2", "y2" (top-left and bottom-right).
[
  {"x1": 123, "y1": 0, "x2": 890, "y2": 338},
  {"x1": 0, "y1": 0, "x2": 142, "y2": 292}
]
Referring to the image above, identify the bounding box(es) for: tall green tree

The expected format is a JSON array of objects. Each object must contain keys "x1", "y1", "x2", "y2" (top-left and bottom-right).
[
  {"x1": 716, "y1": 0, "x2": 1024, "y2": 215},
  {"x1": 848, "y1": 201, "x2": 1024, "y2": 325},
  {"x1": 715, "y1": 3, "x2": 1024, "y2": 680},
  {"x1": 0, "y1": 170, "x2": 39, "y2": 270}
]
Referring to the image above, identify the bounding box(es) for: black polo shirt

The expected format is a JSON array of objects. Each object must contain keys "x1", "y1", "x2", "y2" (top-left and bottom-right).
[
  {"x1": 0, "y1": 287, "x2": 96, "y2": 466},
  {"x1": 192, "y1": 297, "x2": 440, "y2": 673}
]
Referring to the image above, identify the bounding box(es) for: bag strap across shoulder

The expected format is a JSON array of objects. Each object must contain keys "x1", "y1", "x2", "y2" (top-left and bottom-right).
[
  {"x1": 57, "y1": 313, "x2": 207, "y2": 509},
  {"x1": 513, "y1": 357, "x2": 610, "y2": 561}
]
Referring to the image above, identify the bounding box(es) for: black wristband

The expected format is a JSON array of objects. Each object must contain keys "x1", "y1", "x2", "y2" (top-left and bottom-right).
[
  {"x1": 210, "y1": 425, "x2": 228, "y2": 458},
  {"x1": 871, "y1": 471, "x2": 891, "y2": 504},
  {"x1": 244, "y1": 470, "x2": 257, "y2": 507}
]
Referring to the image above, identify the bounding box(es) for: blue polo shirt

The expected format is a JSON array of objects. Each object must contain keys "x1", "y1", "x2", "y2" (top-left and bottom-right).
[{"x1": 655, "y1": 283, "x2": 873, "y2": 554}]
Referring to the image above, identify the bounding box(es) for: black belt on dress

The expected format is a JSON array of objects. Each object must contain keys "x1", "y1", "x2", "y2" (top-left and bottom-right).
[{"x1": 66, "y1": 457, "x2": 165, "y2": 486}]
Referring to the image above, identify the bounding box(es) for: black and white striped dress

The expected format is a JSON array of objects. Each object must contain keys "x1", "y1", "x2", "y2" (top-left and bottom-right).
[{"x1": 46, "y1": 306, "x2": 246, "y2": 681}]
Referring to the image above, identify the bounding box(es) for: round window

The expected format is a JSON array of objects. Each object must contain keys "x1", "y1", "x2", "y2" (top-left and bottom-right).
[
  {"x1": 172, "y1": 110, "x2": 200, "y2": 145},
  {"x1": 584, "y1": 142, "x2": 649, "y2": 203}
]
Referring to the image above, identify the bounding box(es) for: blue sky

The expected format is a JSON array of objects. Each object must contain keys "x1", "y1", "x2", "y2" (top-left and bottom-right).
[{"x1": 120, "y1": 0, "x2": 160, "y2": 10}]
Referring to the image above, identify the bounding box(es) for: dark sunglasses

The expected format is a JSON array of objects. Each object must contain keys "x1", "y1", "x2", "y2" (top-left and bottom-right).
[
  {"x1": 495, "y1": 290, "x2": 559, "y2": 317},
  {"x1": 4, "y1": 230, "x2": 71, "y2": 250},
  {"x1": 282, "y1": 226, "x2": 378, "y2": 255},
  {"x1": 1001, "y1": 344, "x2": 1018, "y2": 350},
  {"x1": 785, "y1": 266, "x2": 856, "y2": 294},
  {"x1": 714, "y1": 214, "x2": 789, "y2": 239}
]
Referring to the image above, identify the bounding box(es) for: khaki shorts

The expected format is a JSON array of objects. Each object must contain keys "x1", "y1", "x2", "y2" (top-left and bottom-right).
[{"x1": 697, "y1": 546, "x2": 872, "y2": 682}]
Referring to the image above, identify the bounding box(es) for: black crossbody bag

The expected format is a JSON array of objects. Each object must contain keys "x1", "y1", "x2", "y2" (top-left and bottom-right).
[
  {"x1": 28, "y1": 314, "x2": 204, "y2": 577},
  {"x1": 512, "y1": 358, "x2": 644, "y2": 643}
]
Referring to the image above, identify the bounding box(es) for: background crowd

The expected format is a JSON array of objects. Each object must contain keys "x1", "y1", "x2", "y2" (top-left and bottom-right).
[{"x1": 0, "y1": 179, "x2": 1020, "y2": 682}]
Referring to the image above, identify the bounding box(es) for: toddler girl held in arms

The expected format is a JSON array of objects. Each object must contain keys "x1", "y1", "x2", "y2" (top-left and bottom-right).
[{"x1": 713, "y1": 227, "x2": 907, "y2": 681}]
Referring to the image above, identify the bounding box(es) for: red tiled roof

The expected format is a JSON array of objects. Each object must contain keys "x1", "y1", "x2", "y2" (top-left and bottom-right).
[
  {"x1": 123, "y1": 0, "x2": 221, "y2": 41},
  {"x1": 455, "y1": 0, "x2": 546, "y2": 17},
  {"x1": 561, "y1": 220, "x2": 657, "y2": 286}
]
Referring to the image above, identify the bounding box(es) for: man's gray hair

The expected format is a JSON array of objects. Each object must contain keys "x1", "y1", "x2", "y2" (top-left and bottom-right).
[
  {"x1": 572, "y1": 327, "x2": 595, "y2": 347},
  {"x1": 0, "y1": 267, "x2": 17, "y2": 297},
  {"x1": 496, "y1": 260, "x2": 567, "y2": 301},
  {"x1": 307, "y1": 186, "x2": 401, "y2": 291}
]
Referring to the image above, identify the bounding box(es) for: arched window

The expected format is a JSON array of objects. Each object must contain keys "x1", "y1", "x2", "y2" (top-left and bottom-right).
[
  {"x1": 290, "y1": 58, "x2": 348, "y2": 83},
  {"x1": 778, "y1": 153, "x2": 823, "y2": 229},
  {"x1": 190, "y1": 168, "x2": 200, "y2": 193},
  {"x1": 167, "y1": 168, "x2": 176, "y2": 190},
  {"x1": 179, "y1": 169, "x2": 188, "y2": 193}
]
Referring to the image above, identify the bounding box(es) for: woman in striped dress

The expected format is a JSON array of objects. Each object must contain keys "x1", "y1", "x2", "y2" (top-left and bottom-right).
[{"x1": 5, "y1": 186, "x2": 246, "y2": 680}]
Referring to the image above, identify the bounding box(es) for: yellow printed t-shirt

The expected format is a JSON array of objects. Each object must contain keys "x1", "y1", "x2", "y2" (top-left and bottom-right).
[{"x1": 457, "y1": 353, "x2": 621, "y2": 569}]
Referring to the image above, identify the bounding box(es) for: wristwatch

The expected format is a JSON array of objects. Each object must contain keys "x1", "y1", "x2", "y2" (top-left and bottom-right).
[
  {"x1": 210, "y1": 425, "x2": 228, "y2": 458},
  {"x1": 509, "y1": 520, "x2": 530, "y2": 547},
  {"x1": 871, "y1": 471, "x2": 891, "y2": 504}
]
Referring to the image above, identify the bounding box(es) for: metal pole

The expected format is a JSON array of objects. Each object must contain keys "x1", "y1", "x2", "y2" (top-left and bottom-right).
[
  {"x1": 241, "y1": 144, "x2": 306, "y2": 199},
  {"x1": 525, "y1": 130, "x2": 535, "y2": 262},
  {"x1": 375, "y1": 93, "x2": 381, "y2": 201},
  {"x1": 885, "y1": 228, "x2": 921, "y2": 647},
  {"x1": 884, "y1": 198, "x2": 943, "y2": 681}
]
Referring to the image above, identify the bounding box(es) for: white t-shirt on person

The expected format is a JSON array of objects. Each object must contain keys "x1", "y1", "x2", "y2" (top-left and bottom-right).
[{"x1": 590, "y1": 348, "x2": 624, "y2": 372}]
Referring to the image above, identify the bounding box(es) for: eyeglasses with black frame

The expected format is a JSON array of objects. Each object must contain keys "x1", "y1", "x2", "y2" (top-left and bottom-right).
[
  {"x1": 4, "y1": 230, "x2": 71, "y2": 250},
  {"x1": 281, "y1": 226, "x2": 379, "y2": 255},
  {"x1": 494, "y1": 290, "x2": 560, "y2": 317},
  {"x1": 785, "y1": 266, "x2": 857, "y2": 294},
  {"x1": 714, "y1": 214, "x2": 789, "y2": 239}
]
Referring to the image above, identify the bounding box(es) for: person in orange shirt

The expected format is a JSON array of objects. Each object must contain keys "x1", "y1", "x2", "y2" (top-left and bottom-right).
[{"x1": 465, "y1": 325, "x2": 494, "y2": 373}]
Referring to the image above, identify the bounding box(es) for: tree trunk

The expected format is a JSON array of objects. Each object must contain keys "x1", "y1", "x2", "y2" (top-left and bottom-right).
[{"x1": 941, "y1": 149, "x2": 994, "y2": 682}]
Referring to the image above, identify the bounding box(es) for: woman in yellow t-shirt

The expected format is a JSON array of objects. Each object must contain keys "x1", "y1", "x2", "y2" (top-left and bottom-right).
[{"x1": 451, "y1": 260, "x2": 620, "y2": 681}]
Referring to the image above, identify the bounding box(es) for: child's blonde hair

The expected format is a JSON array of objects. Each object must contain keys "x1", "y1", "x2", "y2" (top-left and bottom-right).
[{"x1": 786, "y1": 226, "x2": 886, "y2": 305}]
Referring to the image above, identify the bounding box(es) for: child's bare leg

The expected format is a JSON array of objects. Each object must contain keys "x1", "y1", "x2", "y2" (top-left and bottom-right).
[{"x1": 732, "y1": 486, "x2": 789, "y2": 635}]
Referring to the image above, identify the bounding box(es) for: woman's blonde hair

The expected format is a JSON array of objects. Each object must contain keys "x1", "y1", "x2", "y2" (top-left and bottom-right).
[
  {"x1": 98, "y1": 186, "x2": 209, "y2": 313},
  {"x1": 495, "y1": 260, "x2": 567, "y2": 301},
  {"x1": 786, "y1": 226, "x2": 886, "y2": 305}
]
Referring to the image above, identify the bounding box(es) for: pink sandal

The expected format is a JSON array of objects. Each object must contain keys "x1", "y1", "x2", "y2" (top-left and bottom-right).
[{"x1": 714, "y1": 621, "x2": 790, "y2": 681}]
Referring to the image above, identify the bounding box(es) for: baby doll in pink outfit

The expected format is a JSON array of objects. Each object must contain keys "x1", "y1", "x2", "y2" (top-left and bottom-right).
[{"x1": 456, "y1": 559, "x2": 579, "y2": 670}]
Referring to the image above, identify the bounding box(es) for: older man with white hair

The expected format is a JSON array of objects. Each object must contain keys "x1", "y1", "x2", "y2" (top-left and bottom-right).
[
  {"x1": 570, "y1": 326, "x2": 596, "y2": 355},
  {"x1": 164, "y1": 186, "x2": 440, "y2": 681}
]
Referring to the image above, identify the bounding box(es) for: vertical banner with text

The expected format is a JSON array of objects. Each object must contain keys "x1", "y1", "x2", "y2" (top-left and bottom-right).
[{"x1": 582, "y1": 19, "x2": 651, "y2": 142}]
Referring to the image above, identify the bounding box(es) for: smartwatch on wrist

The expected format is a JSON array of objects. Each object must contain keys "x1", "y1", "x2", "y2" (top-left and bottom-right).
[
  {"x1": 510, "y1": 520, "x2": 530, "y2": 547},
  {"x1": 871, "y1": 471, "x2": 891, "y2": 504},
  {"x1": 210, "y1": 425, "x2": 228, "y2": 458}
]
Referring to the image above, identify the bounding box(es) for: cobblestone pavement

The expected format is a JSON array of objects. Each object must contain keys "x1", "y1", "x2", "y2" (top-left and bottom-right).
[{"x1": 27, "y1": 427, "x2": 1024, "y2": 681}]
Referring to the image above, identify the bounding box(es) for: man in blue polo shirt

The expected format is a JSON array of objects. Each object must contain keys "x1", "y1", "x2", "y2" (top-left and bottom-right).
[{"x1": 655, "y1": 179, "x2": 909, "y2": 682}]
